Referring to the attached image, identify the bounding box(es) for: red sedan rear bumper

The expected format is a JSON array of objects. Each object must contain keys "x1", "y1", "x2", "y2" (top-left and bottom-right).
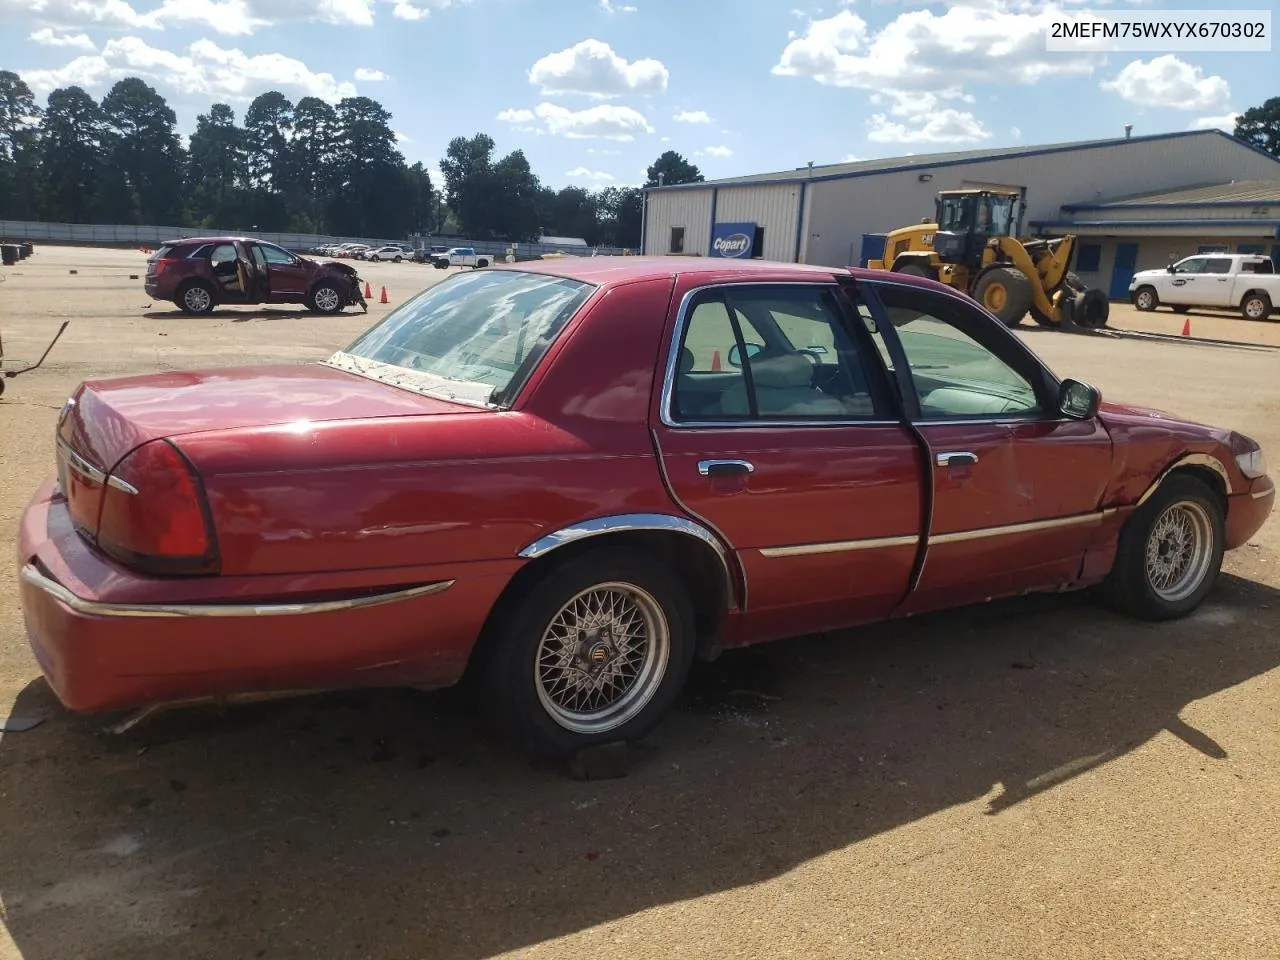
[{"x1": 17, "y1": 476, "x2": 511, "y2": 714}]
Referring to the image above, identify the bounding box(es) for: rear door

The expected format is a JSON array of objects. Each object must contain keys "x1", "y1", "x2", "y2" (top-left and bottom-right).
[
  {"x1": 859, "y1": 279, "x2": 1114, "y2": 616},
  {"x1": 1200, "y1": 256, "x2": 1236, "y2": 306},
  {"x1": 651, "y1": 278, "x2": 926, "y2": 646}
]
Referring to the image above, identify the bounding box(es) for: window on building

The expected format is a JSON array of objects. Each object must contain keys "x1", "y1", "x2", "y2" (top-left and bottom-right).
[
  {"x1": 1237, "y1": 244, "x2": 1266, "y2": 255},
  {"x1": 1075, "y1": 244, "x2": 1102, "y2": 273},
  {"x1": 1196, "y1": 244, "x2": 1229, "y2": 254},
  {"x1": 669, "y1": 226, "x2": 685, "y2": 254}
]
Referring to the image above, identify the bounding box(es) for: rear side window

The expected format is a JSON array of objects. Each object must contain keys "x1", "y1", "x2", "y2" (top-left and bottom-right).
[
  {"x1": 152, "y1": 245, "x2": 175, "y2": 259},
  {"x1": 1204, "y1": 258, "x2": 1232, "y2": 274}
]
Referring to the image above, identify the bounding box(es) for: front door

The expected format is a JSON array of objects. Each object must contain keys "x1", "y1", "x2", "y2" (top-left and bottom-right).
[
  {"x1": 651, "y1": 278, "x2": 926, "y2": 646},
  {"x1": 253, "y1": 241, "x2": 310, "y2": 301},
  {"x1": 860, "y1": 279, "x2": 1114, "y2": 616},
  {"x1": 1164, "y1": 255, "x2": 1212, "y2": 306},
  {"x1": 1108, "y1": 243, "x2": 1139, "y2": 300}
]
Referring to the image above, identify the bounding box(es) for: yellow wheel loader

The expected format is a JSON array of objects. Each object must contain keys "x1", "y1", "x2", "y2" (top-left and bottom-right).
[{"x1": 865, "y1": 188, "x2": 1110, "y2": 330}]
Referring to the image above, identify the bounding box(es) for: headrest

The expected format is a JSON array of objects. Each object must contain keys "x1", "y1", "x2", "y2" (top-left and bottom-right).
[
  {"x1": 679, "y1": 347, "x2": 695, "y2": 373},
  {"x1": 748, "y1": 353, "x2": 813, "y2": 389}
]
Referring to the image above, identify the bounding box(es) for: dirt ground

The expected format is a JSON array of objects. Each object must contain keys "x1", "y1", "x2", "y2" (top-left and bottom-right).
[{"x1": 1, "y1": 246, "x2": 1279, "y2": 960}]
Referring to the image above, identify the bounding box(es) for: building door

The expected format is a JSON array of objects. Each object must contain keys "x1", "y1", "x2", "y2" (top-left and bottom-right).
[
  {"x1": 860, "y1": 233, "x2": 886, "y2": 267},
  {"x1": 1272, "y1": 245, "x2": 1280, "y2": 270},
  {"x1": 1108, "y1": 243, "x2": 1139, "y2": 299}
]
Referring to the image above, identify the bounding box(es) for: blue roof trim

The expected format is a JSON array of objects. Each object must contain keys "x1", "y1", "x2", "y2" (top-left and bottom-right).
[
  {"x1": 1063, "y1": 198, "x2": 1280, "y2": 211},
  {"x1": 641, "y1": 130, "x2": 1280, "y2": 195},
  {"x1": 1030, "y1": 218, "x2": 1280, "y2": 228}
]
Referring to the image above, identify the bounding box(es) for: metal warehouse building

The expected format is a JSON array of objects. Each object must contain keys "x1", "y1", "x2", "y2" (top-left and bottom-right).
[{"x1": 640, "y1": 129, "x2": 1280, "y2": 300}]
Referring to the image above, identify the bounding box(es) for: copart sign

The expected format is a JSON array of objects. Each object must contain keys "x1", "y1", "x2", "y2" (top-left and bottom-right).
[{"x1": 710, "y1": 221, "x2": 756, "y2": 258}]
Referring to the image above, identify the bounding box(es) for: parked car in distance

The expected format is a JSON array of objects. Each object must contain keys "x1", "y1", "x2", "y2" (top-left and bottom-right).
[
  {"x1": 144, "y1": 236, "x2": 367, "y2": 315},
  {"x1": 366, "y1": 244, "x2": 412, "y2": 263},
  {"x1": 432, "y1": 246, "x2": 489, "y2": 269},
  {"x1": 1130, "y1": 253, "x2": 1280, "y2": 320},
  {"x1": 415, "y1": 245, "x2": 449, "y2": 264},
  {"x1": 21, "y1": 258, "x2": 1273, "y2": 760}
]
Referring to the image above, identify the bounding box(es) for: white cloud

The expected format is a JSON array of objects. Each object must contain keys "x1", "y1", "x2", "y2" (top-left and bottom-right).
[
  {"x1": 1010, "y1": 125, "x2": 1022, "y2": 138},
  {"x1": 867, "y1": 108, "x2": 990, "y2": 143},
  {"x1": 566, "y1": 166, "x2": 615, "y2": 180},
  {"x1": 394, "y1": 130, "x2": 411, "y2": 142},
  {"x1": 699, "y1": 145, "x2": 733, "y2": 157},
  {"x1": 354, "y1": 67, "x2": 388, "y2": 81},
  {"x1": 497, "y1": 107, "x2": 535, "y2": 122},
  {"x1": 773, "y1": 6, "x2": 1098, "y2": 93},
  {"x1": 29, "y1": 26, "x2": 95, "y2": 49},
  {"x1": 1101, "y1": 55, "x2": 1230, "y2": 112},
  {"x1": 535, "y1": 101, "x2": 654, "y2": 140},
  {"x1": 599, "y1": 0, "x2": 636, "y2": 11},
  {"x1": 4, "y1": 0, "x2": 156, "y2": 29},
  {"x1": 1191, "y1": 113, "x2": 1241, "y2": 133},
  {"x1": 586, "y1": 147, "x2": 620, "y2": 155},
  {"x1": 674, "y1": 109, "x2": 711, "y2": 123},
  {"x1": 529, "y1": 39, "x2": 668, "y2": 99},
  {"x1": 22, "y1": 36, "x2": 357, "y2": 102},
  {"x1": 842, "y1": 153, "x2": 864, "y2": 162},
  {"x1": 147, "y1": 0, "x2": 376, "y2": 33}
]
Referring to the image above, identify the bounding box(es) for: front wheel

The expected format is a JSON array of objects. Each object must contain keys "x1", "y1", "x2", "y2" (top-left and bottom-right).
[
  {"x1": 479, "y1": 546, "x2": 695, "y2": 759},
  {"x1": 973, "y1": 266, "x2": 1032, "y2": 328},
  {"x1": 1099, "y1": 474, "x2": 1224, "y2": 620},
  {"x1": 307, "y1": 281, "x2": 344, "y2": 314}
]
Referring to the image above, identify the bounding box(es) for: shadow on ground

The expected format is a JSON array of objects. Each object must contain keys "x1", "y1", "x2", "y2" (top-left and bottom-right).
[
  {"x1": 2, "y1": 574, "x2": 1278, "y2": 959},
  {"x1": 140, "y1": 309, "x2": 372, "y2": 323}
]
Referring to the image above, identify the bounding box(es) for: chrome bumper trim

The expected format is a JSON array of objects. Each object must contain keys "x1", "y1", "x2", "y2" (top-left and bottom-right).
[
  {"x1": 19, "y1": 563, "x2": 454, "y2": 619},
  {"x1": 1250, "y1": 480, "x2": 1275, "y2": 500}
]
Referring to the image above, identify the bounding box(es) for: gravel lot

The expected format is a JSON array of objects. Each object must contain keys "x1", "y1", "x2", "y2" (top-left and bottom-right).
[{"x1": 2, "y1": 246, "x2": 1278, "y2": 960}]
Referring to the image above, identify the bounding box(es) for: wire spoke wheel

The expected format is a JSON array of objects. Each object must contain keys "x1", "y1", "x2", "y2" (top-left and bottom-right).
[
  {"x1": 1144, "y1": 500, "x2": 1215, "y2": 603},
  {"x1": 534, "y1": 581, "x2": 670, "y2": 735}
]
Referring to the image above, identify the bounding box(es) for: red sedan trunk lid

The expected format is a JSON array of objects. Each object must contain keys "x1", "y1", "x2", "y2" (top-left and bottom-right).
[{"x1": 58, "y1": 362, "x2": 476, "y2": 477}]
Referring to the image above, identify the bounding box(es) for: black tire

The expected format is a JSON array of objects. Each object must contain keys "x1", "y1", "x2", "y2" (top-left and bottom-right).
[
  {"x1": 479, "y1": 546, "x2": 696, "y2": 759},
  {"x1": 1132, "y1": 285, "x2": 1158, "y2": 312},
  {"x1": 973, "y1": 266, "x2": 1033, "y2": 328},
  {"x1": 176, "y1": 280, "x2": 216, "y2": 315},
  {"x1": 1079, "y1": 288, "x2": 1110, "y2": 328},
  {"x1": 1098, "y1": 474, "x2": 1225, "y2": 621},
  {"x1": 393, "y1": 256, "x2": 402, "y2": 263},
  {"x1": 895, "y1": 262, "x2": 938, "y2": 281},
  {"x1": 307, "y1": 280, "x2": 345, "y2": 315},
  {"x1": 434, "y1": 261, "x2": 447, "y2": 270},
  {"x1": 1241, "y1": 291, "x2": 1272, "y2": 322},
  {"x1": 1171, "y1": 305, "x2": 1190, "y2": 314},
  {"x1": 476, "y1": 258, "x2": 489, "y2": 268}
]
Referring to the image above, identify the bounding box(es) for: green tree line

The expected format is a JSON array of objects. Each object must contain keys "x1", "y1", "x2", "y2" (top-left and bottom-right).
[{"x1": 0, "y1": 69, "x2": 709, "y2": 247}]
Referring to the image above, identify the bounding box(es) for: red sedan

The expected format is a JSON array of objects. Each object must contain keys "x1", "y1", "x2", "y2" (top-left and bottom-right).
[{"x1": 17, "y1": 258, "x2": 1275, "y2": 758}]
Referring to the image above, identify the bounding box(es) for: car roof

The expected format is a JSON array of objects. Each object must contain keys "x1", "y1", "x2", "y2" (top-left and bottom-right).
[
  {"x1": 486, "y1": 255, "x2": 938, "y2": 291},
  {"x1": 162, "y1": 236, "x2": 277, "y2": 246}
]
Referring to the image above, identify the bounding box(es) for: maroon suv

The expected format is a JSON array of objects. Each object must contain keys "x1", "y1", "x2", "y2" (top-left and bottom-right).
[{"x1": 145, "y1": 236, "x2": 367, "y2": 315}]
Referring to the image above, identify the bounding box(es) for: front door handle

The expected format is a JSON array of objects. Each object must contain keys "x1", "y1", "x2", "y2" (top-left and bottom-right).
[
  {"x1": 935, "y1": 451, "x2": 978, "y2": 467},
  {"x1": 698, "y1": 459, "x2": 755, "y2": 478}
]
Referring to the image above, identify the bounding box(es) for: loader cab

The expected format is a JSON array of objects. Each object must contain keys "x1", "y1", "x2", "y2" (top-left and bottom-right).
[{"x1": 932, "y1": 190, "x2": 1019, "y2": 267}]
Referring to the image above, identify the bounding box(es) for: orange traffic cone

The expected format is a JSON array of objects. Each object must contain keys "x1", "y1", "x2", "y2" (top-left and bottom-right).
[
  {"x1": 1181, "y1": 318, "x2": 1191, "y2": 337},
  {"x1": 364, "y1": 281, "x2": 372, "y2": 298},
  {"x1": 380, "y1": 286, "x2": 389, "y2": 304},
  {"x1": 711, "y1": 350, "x2": 722, "y2": 372}
]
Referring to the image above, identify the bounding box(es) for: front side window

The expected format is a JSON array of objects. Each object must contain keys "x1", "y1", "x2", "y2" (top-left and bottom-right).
[
  {"x1": 1174, "y1": 257, "x2": 1209, "y2": 274},
  {"x1": 258, "y1": 243, "x2": 296, "y2": 265},
  {"x1": 671, "y1": 284, "x2": 880, "y2": 421},
  {"x1": 331, "y1": 269, "x2": 595, "y2": 407},
  {"x1": 870, "y1": 282, "x2": 1044, "y2": 420}
]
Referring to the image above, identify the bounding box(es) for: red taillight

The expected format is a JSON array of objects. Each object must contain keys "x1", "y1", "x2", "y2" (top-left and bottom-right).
[
  {"x1": 150, "y1": 257, "x2": 178, "y2": 277},
  {"x1": 98, "y1": 439, "x2": 219, "y2": 575}
]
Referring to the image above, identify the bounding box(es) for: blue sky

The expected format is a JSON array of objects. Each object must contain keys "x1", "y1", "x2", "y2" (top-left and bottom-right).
[{"x1": 0, "y1": 0, "x2": 1273, "y2": 190}]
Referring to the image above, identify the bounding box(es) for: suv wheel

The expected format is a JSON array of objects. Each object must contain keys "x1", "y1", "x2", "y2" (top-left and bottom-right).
[
  {"x1": 177, "y1": 280, "x2": 216, "y2": 315},
  {"x1": 308, "y1": 281, "x2": 344, "y2": 314}
]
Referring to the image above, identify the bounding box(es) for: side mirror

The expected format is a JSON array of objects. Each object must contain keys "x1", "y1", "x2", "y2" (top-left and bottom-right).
[
  {"x1": 727, "y1": 342, "x2": 763, "y2": 367},
  {"x1": 1166, "y1": 264, "x2": 1176, "y2": 273},
  {"x1": 1059, "y1": 378, "x2": 1101, "y2": 420}
]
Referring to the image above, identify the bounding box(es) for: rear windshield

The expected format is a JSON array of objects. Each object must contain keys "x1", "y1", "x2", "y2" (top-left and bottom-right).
[{"x1": 329, "y1": 269, "x2": 595, "y2": 407}]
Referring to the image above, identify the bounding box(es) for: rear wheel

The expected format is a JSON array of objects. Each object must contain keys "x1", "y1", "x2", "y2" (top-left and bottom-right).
[
  {"x1": 1133, "y1": 286, "x2": 1158, "y2": 312},
  {"x1": 307, "y1": 281, "x2": 344, "y2": 314},
  {"x1": 1241, "y1": 291, "x2": 1272, "y2": 321},
  {"x1": 973, "y1": 266, "x2": 1032, "y2": 328},
  {"x1": 479, "y1": 546, "x2": 695, "y2": 759},
  {"x1": 1099, "y1": 474, "x2": 1224, "y2": 620},
  {"x1": 393, "y1": 255, "x2": 402, "y2": 263},
  {"x1": 176, "y1": 280, "x2": 216, "y2": 315}
]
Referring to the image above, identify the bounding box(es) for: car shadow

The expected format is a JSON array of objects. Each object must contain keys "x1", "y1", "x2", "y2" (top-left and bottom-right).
[
  {"x1": 140, "y1": 309, "x2": 370, "y2": 323},
  {"x1": 1, "y1": 574, "x2": 1277, "y2": 959}
]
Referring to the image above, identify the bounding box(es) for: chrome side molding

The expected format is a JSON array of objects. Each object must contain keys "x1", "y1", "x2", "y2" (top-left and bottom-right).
[{"x1": 20, "y1": 563, "x2": 454, "y2": 619}]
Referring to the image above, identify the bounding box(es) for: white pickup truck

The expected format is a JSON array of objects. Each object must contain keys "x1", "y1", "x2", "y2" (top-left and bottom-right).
[
  {"x1": 1129, "y1": 252, "x2": 1279, "y2": 320},
  {"x1": 431, "y1": 246, "x2": 490, "y2": 270}
]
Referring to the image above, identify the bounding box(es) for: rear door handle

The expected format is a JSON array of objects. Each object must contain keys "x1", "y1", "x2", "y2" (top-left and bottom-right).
[
  {"x1": 935, "y1": 451, "x2": 978, "y2": 467},
  {"x1": 698, "y1": 459, "x2": 755, "y2": 477}
]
